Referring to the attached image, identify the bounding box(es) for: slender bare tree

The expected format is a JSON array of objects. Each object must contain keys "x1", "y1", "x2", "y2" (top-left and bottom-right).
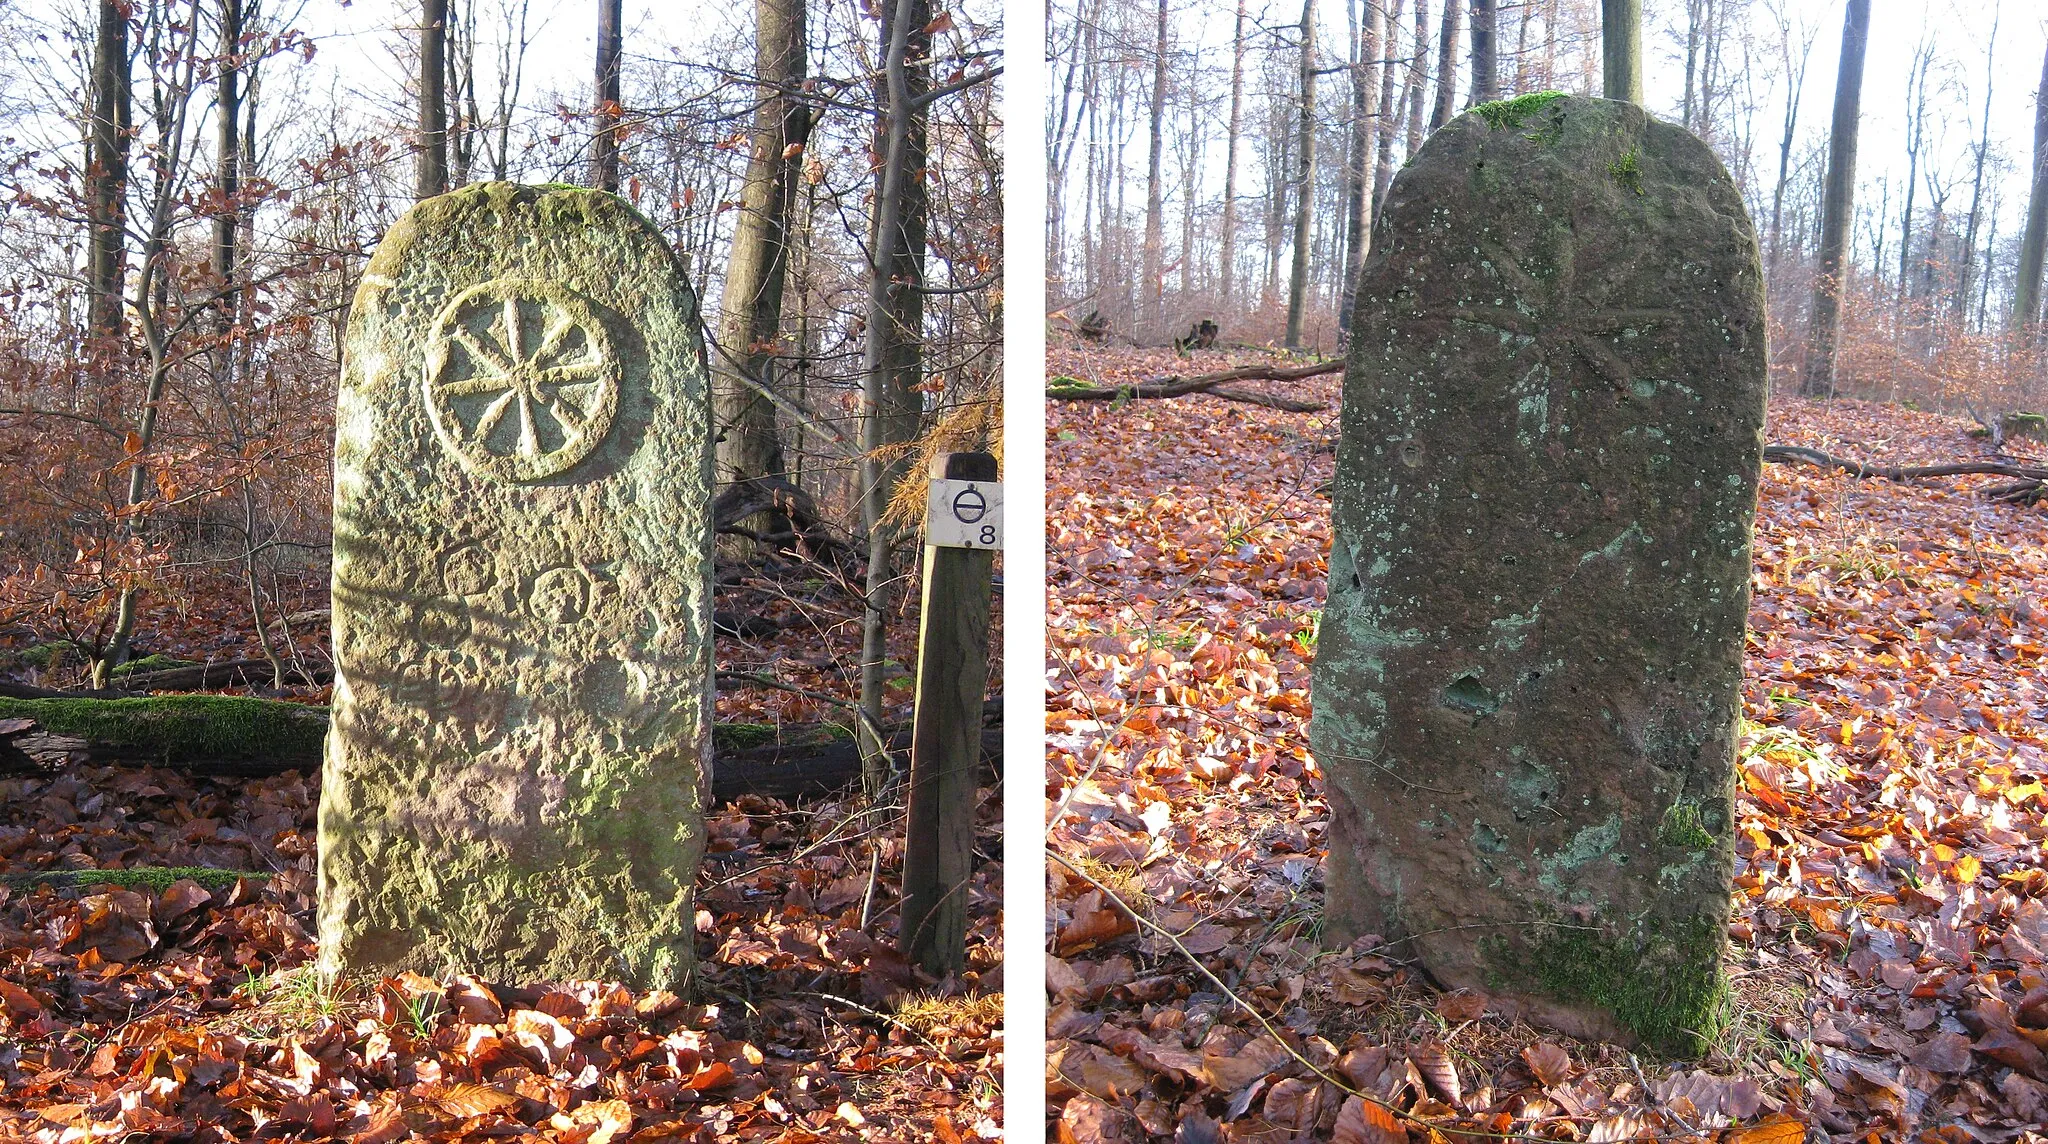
[
  {"x1": 1284, "y1": 0, "x2": 1316, "y2": 349},
  {"x1": 858, "y1": 0, "x2": 934, "y2": 788},
  {"x1": 419, "y1": 0, "x2": 449, "y2": 197},
  {"x1": 592, "y1": 0, "x2": 623, "y2": 190},
  {"x1": 1799, "y1": 0, "x2": 1870, "y2": 399},
  {"x1": 1141, "y1": 0, "x2": 1169, "y2": 336},
  {"x1": 1219, "y1": 0, "x2": 1246, "y2": 309},
  {"x1": 1339, "y1": 0, "x2": 1382, "y2": 339},
  {"x1": 88, "y1": 0, "x2": 132, "y2": 341},
  {"x1": 2014, "y1": 39, "x2": 2048, "y2": 333}
]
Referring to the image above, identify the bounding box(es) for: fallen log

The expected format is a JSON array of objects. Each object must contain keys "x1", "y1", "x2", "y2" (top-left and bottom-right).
[
  {"x1": 1763, "y1": 445, "x2": 2046, "y2": 504},
  {"x1": 117, "y1": 658, "x2": 329, "y2": 691},
  {"x1": 1047, "y1": 358, "x2": 1341, "y2": 411},
  {"x1": 0, "y1": 696, "x2": 998, "y2": 803}
]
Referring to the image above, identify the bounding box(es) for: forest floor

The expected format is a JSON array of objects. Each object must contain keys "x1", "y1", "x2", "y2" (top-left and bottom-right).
[
  {"x1": 0, "y1": 566, "x2": 1003, "y2": 1142},
  {"x1": 1046, "y1": 342, "x2": 2048, "y2": 1143}
]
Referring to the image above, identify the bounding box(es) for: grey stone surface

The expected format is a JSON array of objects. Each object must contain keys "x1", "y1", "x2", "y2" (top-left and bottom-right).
[
  {"x1": 319, "y1": 183, "x2": 713, "y2": 988},
  {"x1": 1312, "y1": 95, "x2": 1767, "y2": 1051}
]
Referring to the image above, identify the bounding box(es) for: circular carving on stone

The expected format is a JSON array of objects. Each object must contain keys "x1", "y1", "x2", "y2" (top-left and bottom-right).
[
  {"x1": 529, "y1": 566, "x2": 591, "y2": 625},
  {"x1": 423, "y1": 278, "x2": 621, "y2": 482},
  {"x1": 439, "y1": 544, "x2": 497, "y2": 597}
]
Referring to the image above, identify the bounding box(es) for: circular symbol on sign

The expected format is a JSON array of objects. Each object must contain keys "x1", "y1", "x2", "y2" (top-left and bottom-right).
[
  {"x1": 951, "y1": 486, "x2": 989, "y2": 525},
  {"x1": 424, "y1": 278, "x2": 620, "y2": 483}
]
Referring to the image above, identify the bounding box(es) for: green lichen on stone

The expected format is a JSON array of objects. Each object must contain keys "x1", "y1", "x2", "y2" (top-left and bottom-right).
[
  {"x1": 1610, "y1": 147, "x2": 1645, "y2": 195},
  {"x1": 2, "y1": 866, "x2": 259, "y2": 892},
  {"x1": 0, "y1": 696, "x2": 327, "y2": 762},
  {"x1": 1484, "y1": 914, "x2": 1729, "y2": 1055},
  {"x1": 1659, "y1": 800, "x2": 1716, "y2": 850},
  {"x1": 1472, "y1": 90, "x2": 1566, "y2": 132}
]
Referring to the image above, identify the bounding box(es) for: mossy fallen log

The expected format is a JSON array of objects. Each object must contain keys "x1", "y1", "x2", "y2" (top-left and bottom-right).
[
  {"x1": 0, "y1": 696, "x2": 998, "y2": 802},
  {"x1": 0, "y1": 695, "x2": 328, "y2": 764},
  {"x1": 0, "y1": 866, "x2": 260, "y2": 892}
]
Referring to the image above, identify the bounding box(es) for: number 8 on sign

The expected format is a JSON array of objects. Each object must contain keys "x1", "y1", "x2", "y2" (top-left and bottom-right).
[{"x1": 925, "y1": 477, "x2": 1003, "y2": 550}]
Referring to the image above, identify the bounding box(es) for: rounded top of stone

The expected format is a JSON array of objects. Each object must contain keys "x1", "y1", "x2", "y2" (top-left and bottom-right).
[
  {"x1": 1430, "y1": 92, "x2": 1738, "y2": 195},
  {"x1": 366, "y1": 182, "x2": 680, "y2": 280}
]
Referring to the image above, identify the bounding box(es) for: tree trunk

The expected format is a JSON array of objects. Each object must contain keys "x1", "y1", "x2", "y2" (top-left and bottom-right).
[
  {"x1": 1405, "y1": 0, "x2": 1427, "y2": 159},
  {"x1": 1469, "y1": 0, "x2": 1497, "y2": 105},
  {"x1": 1600, "y1": 0, "x2": 1641, "y2": 105},
  {"x1": 1428, "y1": 0, "x2": 1460, "y2": 131},
  {"x1": 1799, "y1": 0, "x2": 1870, "y2": 399},
  {"x1": 212, "y1": 0, "x2": 283, "y2": 688},
  {"x1": 1956, "y1": 15, "x2": 1996, "y2": 333},
  {"x1": 1284, "y1": 0, "x2": 1317, "y2": 350},
  {"x1": 1680, "y1": 0, "x2": 1702, "y2": 129},
  {"x1": 592, "y1": 0, "x2": 622, "y2": 191},
  {"x1": 1894, "y1": 40, "x2": 1929, "y2": 307},
  {"x1": 714, "y1": 0, "x2": 807, "y2": 554},
  {"x1": 418, "y1": 0, "x2": 449, "y2": 197},
  {"x1": 2013, "y1": 40, "x2": 2048, "y2": 333},
  {"x1": 1766, "y1": 12, "x2": 1814, "y2": 274},
  {"x1": 1141, "y1": 0, "x2": 1169, "y2": 338},
  {"x1": 1339, "y1": 0, "x2": 1381, "y2": 339},
  {"x1": 88, "y1": 0, "x2": 131, "y2": 342},
  {"x1": 1220, "y1": 0, "x2": 1246, "y2": 310},
  {"x1": 858, "y1": 0, "x2": 931, "y2": 792},
  {"x1": 213, "y1": 0, "x2": 241, "y2": 309},
  {"x1": 1372, "y1": 0, "x2": 1405, "y2": 217}
]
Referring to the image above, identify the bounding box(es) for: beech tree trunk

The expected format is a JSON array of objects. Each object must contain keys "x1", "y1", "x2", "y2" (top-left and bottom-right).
[
  {"x1": 1404, "y1": 0, "x2": 1427, "y2": 158},
  {"x1": 88, "y1": 0, "x2": 131, "y2": 342},
  {"x1": 858, "y1": 0, "x2": 931, "y2": 791},
  {"x1": 1601, "y1": 0, "x2": 1641, "y2": 105},
  {"x1": 714, "y1": 0, "x2": 808, "y2": 553},
  {"x1": 1140, "y1": 0, "x2": 1168, "y2": 337},
  {"x1": 213, "y1": 0, "x2": 241, "y2": 308},
  {"x1": 1371, "y1": 0, "x2": 1405, "y2": 216},
  {"x1": 1956, "y1": 17, "x2": 1996, "y2": 333},
  {"x1": 592, "y1": 0, "x2": 623, "y2": 191},
  {"x1": 1427, "y1": 0, "x2": 1460, "y2": 131},
  {"x1": 1219, "y1": 0, "x2": 1245, "y2": 309},
  {"x1": 1469, "y1": 0, "x2": 1497, "y2": 106},
  {"x1": 2014, "y1": 40, "x2": 2048, "y2": 333},
  {"x1": 418, "y1": 0, "x2": 449, "y2": 197},
  {"x1": 1799, "y1": 0, "x2": 1870, "y2": 399},
  {"x1": 1338, "y1": 0, "x2": 1381, "y2": 339},
  {"x1": 1894, "y1": 39, "x2": 1930, "y2": 306},
  {"x1": 1284, "y1": 0, "x2": 1316, "y2": 350}
]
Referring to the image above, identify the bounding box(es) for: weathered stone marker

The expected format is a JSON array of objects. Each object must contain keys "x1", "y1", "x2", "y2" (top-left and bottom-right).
[
  {"x1": 1313, "y1": 95, "x2": 1766, "y2": 1052},
  {"x1": 320, "y1": 183, "x2": 713, "y2": 988}
]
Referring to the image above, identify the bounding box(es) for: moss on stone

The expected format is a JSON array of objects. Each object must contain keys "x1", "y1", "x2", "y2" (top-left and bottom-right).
[
  {"x1": 1610, "y1": 147, "x2": 1645, "y2": 195},
  {"x1": 0, "y1": 695, "x2": 327, "y2": 762},
  {"x1": 1659, "y1": 801, "x2": 1716, "y2": 850},
  {"x1": 3, "y1": 866, "x2": 259, "y2": 892},
  {"x1": 1484, "y1": 913, "x2": 1729, "y2": 1055},
  {"x1": 1472, "y1": 90, "x2": 1566, "y2": 132}
]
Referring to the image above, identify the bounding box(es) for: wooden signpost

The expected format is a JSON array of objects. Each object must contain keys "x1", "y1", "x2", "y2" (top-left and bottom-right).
[{"x1": 900, "y1": 451, "x2": 1000, "y2": 976}]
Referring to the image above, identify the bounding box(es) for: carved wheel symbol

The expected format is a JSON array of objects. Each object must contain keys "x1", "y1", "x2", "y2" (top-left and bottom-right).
[{"x1": 424, "y1": 279, "x2": 620, "y2": 482}]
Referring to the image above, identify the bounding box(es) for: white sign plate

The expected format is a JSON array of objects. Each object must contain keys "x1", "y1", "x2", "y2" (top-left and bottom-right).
[{"x1": 925, "y1": 478, "x2": 1002, "y2": 550}]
